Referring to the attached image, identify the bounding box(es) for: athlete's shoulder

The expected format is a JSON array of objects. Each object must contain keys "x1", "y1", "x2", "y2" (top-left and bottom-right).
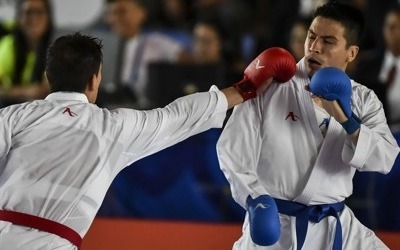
[
  {"x1": 350, "y1": 78, "x2": 383, "y2": 111},
  {"x1": 350, "y1": 79, "x2": 376, "y2": 97}
]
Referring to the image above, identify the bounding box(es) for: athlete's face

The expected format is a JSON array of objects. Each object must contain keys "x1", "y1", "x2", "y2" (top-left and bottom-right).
[{"x1": 304, "y1": 17, "x2": 359, "y2": 77}]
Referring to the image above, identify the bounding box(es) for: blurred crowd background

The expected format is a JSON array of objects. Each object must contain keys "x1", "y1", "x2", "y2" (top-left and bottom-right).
[{"x1": 1, "y1": 0, "x2": 400, "y2": 232}]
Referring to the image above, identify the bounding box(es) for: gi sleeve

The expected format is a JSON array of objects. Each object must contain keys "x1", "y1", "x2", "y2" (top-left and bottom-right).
[
  {"x1": 0, "y1": 108, "x2": 12, "y2": 159},
  {"x1": 342, "y1": 87, "x2": 400, "y2": 173},
  {"x1": 117, "y1": 85, "x2": 228, "y2": 166}
]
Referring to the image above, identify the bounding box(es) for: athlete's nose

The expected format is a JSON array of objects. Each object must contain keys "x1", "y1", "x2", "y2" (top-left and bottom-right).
[{"x1": 309, "y1": 37, "x2": 321, "y2": 54}]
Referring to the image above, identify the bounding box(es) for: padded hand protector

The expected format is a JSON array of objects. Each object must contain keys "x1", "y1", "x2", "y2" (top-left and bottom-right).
[
  {"x1": 309, "y1": 67, "x2": 361, "y2": 134},
  {"x1": 234, "y1": 47, "x2": 296, "y2": 101},
  {"x1": 247, "y1": 195, "x2": 281, "y2": 246},
  {"x1": 309, "y1": 67, "x2": 352, "y2": 117}
]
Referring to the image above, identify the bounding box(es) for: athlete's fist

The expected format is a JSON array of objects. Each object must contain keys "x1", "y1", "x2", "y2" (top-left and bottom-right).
[
  {"x1": 234, "y1": 47, "x2": 296, "y2": 101},
  {"x1": 309, "y1": 67, "x2": 352, "y2": 117},
  {"x1": 309, "y1": 67, "x2": 361, "y2": 134},
  {"x1": 247, "y1": 195, "x2": 280, "y2": 246}
]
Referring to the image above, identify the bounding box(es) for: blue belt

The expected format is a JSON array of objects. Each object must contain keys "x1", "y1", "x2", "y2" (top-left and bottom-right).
[{"x1": 274, "y1": 198, "x2": 345, "y2": 250}]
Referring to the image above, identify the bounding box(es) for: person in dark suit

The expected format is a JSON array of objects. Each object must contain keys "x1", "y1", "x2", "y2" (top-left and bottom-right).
[{"x1": 352, "y1": 5, "x2": 400, "y2": 134}]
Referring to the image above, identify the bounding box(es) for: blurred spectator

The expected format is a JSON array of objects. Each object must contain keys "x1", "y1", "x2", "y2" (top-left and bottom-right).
[
  {"x1": 352, "y1": 5, "x2": 400, "y2": 134},
  {"x1": 146, "y1": 0, "x2": 194, "y2": 52},
  {"x1": 287, "y1": 17, "x2": 311, "y2": 62},
  {"x1": 251, "y1": 0, "x2": 326, "y2": 57},
  {"x1": 100, "y1": 0, "x2": 190, "y2": 109},
  {"x1": 153, "y1": 0, "x2": 192, "y2": 31},
  {"x1": 190, "y1": 0, "x2": 248, "y2": 66},
  {"x1": 0, "y1": 0, "x2": 53, "y2": 107},
  {"x1": 191, "y1": 0, "x2": 251, "y2": 32},
  {"x1": 336, "y1": 0, "x2": 398, "y2": 51},
  {"x1": 190, "y1": 19, "x2": 223, "y2": 64},
  {"x1": 185, "y1": 18, "x2": 242, "y2": 83}
]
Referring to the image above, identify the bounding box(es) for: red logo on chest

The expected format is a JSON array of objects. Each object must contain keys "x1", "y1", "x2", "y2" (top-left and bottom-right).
[{"x1": 285, "y1": 112, "x2": 300, "y2": 121}]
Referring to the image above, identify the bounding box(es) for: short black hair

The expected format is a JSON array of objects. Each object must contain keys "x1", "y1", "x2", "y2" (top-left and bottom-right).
[
  {"x1": 313, "y1": 1, "x2": 365, "y2": 47},
  {"x1": 45, "y1": 32, "x2": 103, "y2": 93}
]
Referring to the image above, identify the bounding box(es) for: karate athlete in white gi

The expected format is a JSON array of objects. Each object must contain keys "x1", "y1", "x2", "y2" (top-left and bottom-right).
[
  {"x1": 0, "y1": 32, "x2": 297, "y2": 250},
  {"x1": 217, "y1": 2, "x2": 400, "y2": 250}
]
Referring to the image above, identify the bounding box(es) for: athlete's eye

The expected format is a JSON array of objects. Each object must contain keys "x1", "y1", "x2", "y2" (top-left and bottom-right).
[{"x1": 323, "y1": 38, "x2": 335, "y2": 44}]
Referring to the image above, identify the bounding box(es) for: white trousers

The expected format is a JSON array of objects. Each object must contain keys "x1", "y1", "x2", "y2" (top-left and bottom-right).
[{"x1": 233, "y1": 206, "x2": 389, "y2": 250}]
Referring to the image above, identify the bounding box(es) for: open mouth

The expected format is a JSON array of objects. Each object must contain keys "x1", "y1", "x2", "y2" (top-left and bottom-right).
[
  {"x1": 307, "y1": 57, "x2": 322, "y2": 70},
  {"x1": 307, "y1": 57, "x2": 321, "y2": 65}
]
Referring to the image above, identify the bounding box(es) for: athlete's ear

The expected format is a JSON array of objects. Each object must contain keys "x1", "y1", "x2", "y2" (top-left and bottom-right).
[
  {"x1": 89, "y1": 64, "x2": 102, "y2": 91},
  {"x1": 345, "y1": 45, "x2": 359, "y2": 63},
  {"x1": 87, "y1": 72, "x2": 101, "y2": 91},
  {"x1": 43, "y1": 71, "x2": 52, "y2": 88},
  {"x1": 87, "y1": 74, "x2": 95, "y2": 91}
]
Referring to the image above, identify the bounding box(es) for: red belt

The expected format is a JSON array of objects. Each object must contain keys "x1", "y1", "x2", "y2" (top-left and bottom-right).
[{"x1": 0, "y1": 210, "x2": 82, "y2": 249}]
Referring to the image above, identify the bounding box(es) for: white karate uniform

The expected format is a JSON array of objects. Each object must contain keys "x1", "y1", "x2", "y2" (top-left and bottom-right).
[
  {"x1": 217, "y1": 59, "x2": 400, "y2": 250},
  {"x1": 0, "y1": 87, "x2": 227, "y2": 249}
]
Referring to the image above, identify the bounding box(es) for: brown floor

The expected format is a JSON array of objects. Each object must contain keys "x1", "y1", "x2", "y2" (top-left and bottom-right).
[{"x1": 81, "y1": 217, "x2": 400, "y2": 250}]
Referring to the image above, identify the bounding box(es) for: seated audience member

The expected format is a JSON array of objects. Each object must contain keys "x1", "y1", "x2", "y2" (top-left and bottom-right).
[
  {"x1": 154, "y1": 0, "x2": 192, "y2": 31},
  {"x1": 352, "y1": 6, "x2": 400, "y2": 133},
  {"x1": 190, "y1": 19, "x2": 224, "y2": 64},
  {"x1": 101, "y1": 0, "x2": 190, "y2": 109},
  {"x1": 187, "y1": 18, "x2": 243, "y2": 85},
  {"x1": 287, "y1": 18, "x2": 311, "y2": 62},
  {"x1": 0, "y1": 0, "x2": 53, "y2": 107}
]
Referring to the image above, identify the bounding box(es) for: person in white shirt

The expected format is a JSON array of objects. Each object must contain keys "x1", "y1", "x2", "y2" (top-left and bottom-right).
[
  {"x1": 0, "y1": 31, "x2": 296, "y2": 249},
  {"x1": 104, "y1": 0, "x2": 190, "y2": 109},
  {"x1": 217, "y1": 2, "x2": 400, "y2": 250}
]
